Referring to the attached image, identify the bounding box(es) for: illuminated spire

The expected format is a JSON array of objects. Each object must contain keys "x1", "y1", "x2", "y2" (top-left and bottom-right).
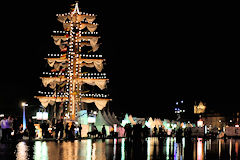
[{"x1": 72, "y1": 1, "x2": 80, "y2": 15}]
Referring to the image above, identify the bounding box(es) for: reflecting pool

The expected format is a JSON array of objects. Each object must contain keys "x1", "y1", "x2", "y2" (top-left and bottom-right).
[{"x1": 0, "y1": 137, "x2": 239, "y2": 160}]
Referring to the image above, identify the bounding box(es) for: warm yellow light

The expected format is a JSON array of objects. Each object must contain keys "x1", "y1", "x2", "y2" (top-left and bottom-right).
[
  {"x1": 22, "y1": 102, "x2": 26, "y2": 107},
  {"x1": 194, "y1": 101, "x2": 206, "y2": 114},
  {"x1": 197, "y1": 120, "x2": 204, "y2": 127}
]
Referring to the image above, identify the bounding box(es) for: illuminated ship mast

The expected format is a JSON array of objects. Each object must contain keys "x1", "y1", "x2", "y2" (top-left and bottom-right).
[{"x1": 35, "y1": 2, "x2": 111, "y2": 121}]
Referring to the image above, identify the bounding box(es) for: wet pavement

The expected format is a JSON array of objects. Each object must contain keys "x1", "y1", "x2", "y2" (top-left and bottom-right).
[{"x1": 0, "y1": 137, "x2": 239, "y2": 160}]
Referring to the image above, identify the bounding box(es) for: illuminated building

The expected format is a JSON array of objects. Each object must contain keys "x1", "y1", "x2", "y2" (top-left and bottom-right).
[
  {"x1": 194, "y1": 101, "x2": 206, "y2": 114},
  {"x1": 201, "y1": 113, "x2": 226, "y2": 130}
]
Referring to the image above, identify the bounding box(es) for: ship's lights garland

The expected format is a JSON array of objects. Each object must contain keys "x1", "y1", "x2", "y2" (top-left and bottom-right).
[
  {"x1": 47, "y1": 54, "x2": 103, "y2": 58},
  {"x1": 42, "y1": 72, "x2": 106, "y2": 76},
  {"x1": 53, "y1": 31, "x2": 98, "y2": 34},
  {"x1": 68, "y1": 16, "x2": 74, "y2": 112},
  {"x1": 38, "y1": 91, "x2": 108, "y2": 98},
  {"x1": 49, "y1": 6, "x2": 104, "y2": 117},
  {"x1": 64, "y1": 21, "x2": 97, "y2": 25},
  {"x1": 56, "y1": 12, "x2": 96, "y2": 17},
  {"x1": 44, "y1": 75, "x2": 107, "y2": 79}
]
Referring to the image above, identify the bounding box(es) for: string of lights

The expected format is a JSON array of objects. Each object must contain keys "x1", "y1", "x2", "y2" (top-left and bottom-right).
[
  {"x1": 38, "y1": 91, "x2": 109, "y2": 98},
  {"x1": 35, "y1": 2, "x2": 110, "y2": 120},
  {"x1": 56, "y1": 12, "x2": 96, "y2": 16},
  {"x1": 53, "y1": 31, "x2": 98, "y2": 34},
  {"x1": 42, "y1": 72, "x2": 106, "y2": 77}
]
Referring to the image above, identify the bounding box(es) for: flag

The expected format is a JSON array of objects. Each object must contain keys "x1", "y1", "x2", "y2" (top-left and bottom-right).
[
  {"x1": 58, "y1": 75, "x2": 65, "y2": 79},
  {"x1": 51, "y1": 69, "x2": 57, "y2": 72},
  {"x1": 61, "y1": 47, "x2": 67, "y2": 52},
  {"x1": 81, "y1": 90, "x2": 90, "y2": 93},
  {"x1": 59, "y1": 81, "x2": 66, "y2": 88},
  {"x1": 60, "y1": 54, "x2": 66, "y2": 59},
  {"x1": 60, "y1": 68, "x2": 66, "y2": 72},
  {"x1": 88, "y1": 49, "x2": 93, "y2": 53},
  {"x1": 72, "y1": 92, "x2": 77, "y2": 95}
]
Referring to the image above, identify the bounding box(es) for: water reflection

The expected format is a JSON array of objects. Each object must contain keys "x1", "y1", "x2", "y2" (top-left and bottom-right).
[
  {"x1": 121, "y1": 138, "x2": 125, "y2": 160},
  {"x1": 236, "y1": 140, "x2": 239, "y2": 158},
  {"x1": 33, "y1": 141, "x2": 48, "y2": 160},
  {"x1": 1, "y1": 137, "x2": 240, "y2": 160},
  {"x1": 16, "y1": 142, "x2": 28, "y2": 160},
  {"x1": 197, "y1": 138, "x2": 203, "y2": 160}
]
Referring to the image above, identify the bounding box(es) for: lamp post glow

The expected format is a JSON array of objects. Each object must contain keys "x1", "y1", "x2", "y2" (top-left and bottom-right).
[{"x1": 22, "y1": 102, "x2": 28, "y2": 131}]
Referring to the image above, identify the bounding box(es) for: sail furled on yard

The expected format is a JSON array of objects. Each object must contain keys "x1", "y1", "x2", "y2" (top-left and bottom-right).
[{"x1": 35, "y1": 2, "x2": 111, "y2": 120}]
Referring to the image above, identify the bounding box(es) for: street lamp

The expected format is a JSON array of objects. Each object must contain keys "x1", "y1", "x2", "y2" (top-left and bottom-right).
[{"x1": 22, "y1": 102, "x2": 28, "y2": 131}]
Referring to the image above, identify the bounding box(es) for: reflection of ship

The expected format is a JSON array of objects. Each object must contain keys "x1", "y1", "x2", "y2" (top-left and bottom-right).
[{"x1": 35, "y1": 2, "x2": 111, "y2": 122}]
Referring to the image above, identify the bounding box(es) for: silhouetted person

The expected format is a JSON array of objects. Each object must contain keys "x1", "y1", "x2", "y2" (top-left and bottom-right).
[
  {"x1": 59, "y1": 120, "x2": 64, "y2": 139},
  {"x1": 1, "y1": 116, "x2": 9, "y2": 142},
  {"x1": 153, "y1": 125, "x2": 157, "y2": 136},
  {"x1": 133, "y1": 124, "x2": 142, "y2": 141},
  {"x1": 176, "y1": 128, "x2": 183, "y2": 143},
  {"x1": 124, "y1": 123, "x2": 132, "y2": 140},
  {"x1": 92, "y1": 125, "x2": 98, "y2": 138},
  {"x1": 110, "y1": 127, "x2": 114, "y2": 137},
  {"x1": 143, "y1": 125, "x2": 149, "y2": 138},
  {"x1": 69, "y1": 122, "x2": 75, "y2": 140},
  {"x1": 78, "y1": 124, "x2": 82, "y2": 138},
  {"x1": 27, "y1": 118, "x2": 35, "y2": 140},
  {"x1": 40, "y1": 121, "x2": 48, "y2": 138},
  {"x1": 12, "y1": 117, "x2": 19, "y2": 135},
  {"x1": 186, "y1": 127, "x2": 192, "y2": 138},
  {"x1": 92, "y1": 125, "x2": 97, "y2": 132},
  {"x1": 102, "y1": 125, "x2": 106, "y2": 138},
  {"x1": 158, "y1": 126, "x2": 163, "y2": 137},
  {"x1": 7, "y1": 116, "x2": 13, "y2": 141},
  {"x1": 12, "y1": 117, "x2": 21, "y2": 140},
  {"x1": 65, "y1": 123, "x2": 69, "y2": 140},
  {"x1": 55, "y1": 120, "x2": 61, "y2": 140}
]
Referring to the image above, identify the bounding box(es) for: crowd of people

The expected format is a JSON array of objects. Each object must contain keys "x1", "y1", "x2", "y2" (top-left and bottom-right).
[
  {"x1": 86, "y1": 125, "x2": 111, "y2": 138},
  {"x1": 124, "y1": 123, "x2": 192, "y2": 142},
  {"x1": 38, "y1": 120, "x2": 84, "y2": 140},
  {"x1": 0, "y1": 115, "x2": 41, "y2": 142},
  {"x1": 0, "y1": 115, "x2": 25, "y2": 143},
  {"x1": 124, "y1": 123, "x2": 151, "y2": 141},
  {"x1": 0, "y1": 115, "x2": 85, "y2": 142},
  {"x1": 1, "y1": 115, "x2": 193, "y2": 143},
  {"x1": 0, "y1": 116, "x2": 13, "y2": 142},
  {"x1": 0, "y1": 115, "x2": 126, "y2": 142}
]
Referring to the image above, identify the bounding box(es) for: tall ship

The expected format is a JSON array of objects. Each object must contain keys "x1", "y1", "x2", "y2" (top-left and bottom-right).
[{"x1": 34, "y1": 2, "x2": 112, "y2": 126}]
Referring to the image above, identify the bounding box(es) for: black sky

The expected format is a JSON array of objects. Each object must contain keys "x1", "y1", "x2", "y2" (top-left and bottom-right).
[{"x1": 0, "y1": 1, "x2": 239, "y2": 117}]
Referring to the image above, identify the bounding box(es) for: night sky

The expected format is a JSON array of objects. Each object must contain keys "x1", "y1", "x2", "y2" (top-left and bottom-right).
[{"x1": 0, "y1": 1, "x2": 239, "y2": 117}]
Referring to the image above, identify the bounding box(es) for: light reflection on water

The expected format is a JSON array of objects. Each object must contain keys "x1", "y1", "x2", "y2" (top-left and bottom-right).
[
  {"x1": 121, "y1": 138, "x2": 125, "y2": 160},
  {"x1": 2, "y1": 137, "x2": 240, "y2": 160},
  {"x1": 16, "y1": 142, "x2": 28, "y2": 160},
  {"x1": 33, "y1": 141, "x2": 48, "y2": 160}
]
